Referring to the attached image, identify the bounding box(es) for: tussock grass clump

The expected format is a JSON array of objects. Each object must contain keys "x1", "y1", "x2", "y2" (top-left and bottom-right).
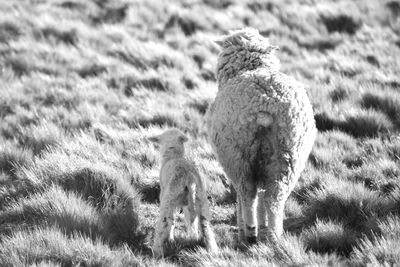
[
  {"x1": 90, "y1": 3, "x2": 129, "y2": 24},
  {"x1": 0, "y1": 21, "x2": 20, "y2": 43},
  {"x1": 180, "y1": 234, "x2": 348, "y2": 266},
  {"x1": 165, "y1": 13, "x2": 205, "y2": 36},
  {"x1": 361, "y1": 91, "x2": 400, "y2": 126},
  {"x1": 76, "y1": 63, "x2": 107, "y2": 78},
  {"x1": 5, "y1": 56, "x2": 31, "y2": 76},
  {"x1": 329, "y1": 86, "x2": 349, "y2": 102},
  {"x1": 0, "y1": 227, "x2": 141, "y2": 267},
  {"x1": 130, "y1": 113, "x2": 179, "y2": 129},
  {"x1": 321, "y1": 14, "x2": 361, "y2": 35},
  {"x1": 36, "y1": 27, "x2": 78, "y2": 45},
  {"x1": 352, "y1": 215, "x2": 400, "y2": 266},
  {"x1": 296, "y1": 35, "x2": 342, "y2": 51},
  {"x1": 18, "y1": 135, "x2": 145, "y2": 246},
  {"x1": 188, "y1": 98, "x2": 210, "y2": 115},
  {"x1": 0, "y1": 144, "x2": 32, "y2": 177},
  {"x1": 342, "y1": 110, "x2": 393, "y2": 137},
  {"x1": 19, "y1": 122, "x2": 64, "y2": 155},
  {"x1": 0, "y1": 186, "x2": 102, "y2": 237},
  {"x1": 107, "y1": 41, "x2": 188, "y2": 71},
  {"x1": 303, "y1": 219, "x2": 357, "y2": 256},
  {"x1": 315, "y1": 110, "x2": 393, "y2": 138},
  {"x1": 304, "y1": 179, "x2": 391, "y2": 233}
]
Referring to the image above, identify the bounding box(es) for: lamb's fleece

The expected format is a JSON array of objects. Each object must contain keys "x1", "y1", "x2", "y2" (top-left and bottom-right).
[
  {"x1": 148, "y1": 128, "x2": 218, "y2": 257},
  {"x1": 207, "y1": 28, "x2": 316, "y2": 243}
]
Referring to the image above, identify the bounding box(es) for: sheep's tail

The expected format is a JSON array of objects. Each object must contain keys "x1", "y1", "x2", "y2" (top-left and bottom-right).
[
  {"x1": 250, "y1": 125, "x2": 274, "y2": 188},
  {"x1": 256, "y1": 112, "x2": 273, "y2": 128}
]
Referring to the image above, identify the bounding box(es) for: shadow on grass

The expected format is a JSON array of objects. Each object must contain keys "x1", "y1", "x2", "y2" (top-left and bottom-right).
[
  {"x1": 321, "y1": 14, "x2": 361, "y2": 35},
  {"x1": 36, "y1": 27, "x2": 78, "y2": 45},
  {"x1": 361, "y1": 92, "x2": 400, "y2": 127},
  {"x1": 314, "y1": 111, "x2": 393, "y2": 138},
  {"x1": 0, "y1": 22, "x2": 20, "y2": 44}
]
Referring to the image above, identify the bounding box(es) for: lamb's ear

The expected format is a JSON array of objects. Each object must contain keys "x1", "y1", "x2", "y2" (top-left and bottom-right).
[
  {"x1": 178, "y1": 135, "x2": 188, "y2": 144},
  {"x1": 148, "y1": 135, "x2": 161, "y2": 143}
]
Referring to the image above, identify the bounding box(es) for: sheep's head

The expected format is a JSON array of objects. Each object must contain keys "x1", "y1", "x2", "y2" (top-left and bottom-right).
[
  {"x1": 216, "y1": 28, "x2": 277, "y2": 53},
  {"x1": 215, "y1": 27, "x2": 280, "y2": 83},
  {"x1": 148, "y1": 128, "x2": 188, "y2": 159}
]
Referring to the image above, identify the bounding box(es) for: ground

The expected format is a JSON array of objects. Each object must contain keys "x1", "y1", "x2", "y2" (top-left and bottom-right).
[{"x1": 1, "y1": 0, "x2": 400, "y2": 266}]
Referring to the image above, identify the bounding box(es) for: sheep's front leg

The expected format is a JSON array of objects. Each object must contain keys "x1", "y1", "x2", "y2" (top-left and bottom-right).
[
  {"x1": 240, "y1": 181, "x2": 258, "y2": 244},
  {"x1": 196, "y1": 192, "x2": 218, "y2": 253},
  {"x1": 153, "y1": 198, "x2": 176, "y2": 258}
]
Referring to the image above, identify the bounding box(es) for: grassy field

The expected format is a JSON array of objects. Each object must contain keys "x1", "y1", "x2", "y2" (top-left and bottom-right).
[{"x1": 1, "y1": 0, "x2": 400, "y2": 266}]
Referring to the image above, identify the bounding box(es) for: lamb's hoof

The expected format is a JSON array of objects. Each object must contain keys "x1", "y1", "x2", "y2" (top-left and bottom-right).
[
  {"x1": 152, "y1": 246, "x2": 164, "y2": 258},
  {"x1": 247, "y1": 236, "x2": 257, "y2": 244},
  {"x1": 207, "y1": 241, "x2": 219, "y2": 254}
]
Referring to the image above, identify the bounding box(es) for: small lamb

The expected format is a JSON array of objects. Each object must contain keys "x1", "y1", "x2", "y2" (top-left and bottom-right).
[
  {"x1": 207, "y1": 28, "x2": 316, "y2": 243},
  {"x1": 148, "y1": 128, "x2": 218, "y2": 257}
]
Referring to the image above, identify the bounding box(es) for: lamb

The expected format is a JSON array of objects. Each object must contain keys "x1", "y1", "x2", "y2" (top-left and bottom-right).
[
  {"x1": 148, "y1": 128, "x2": 218, "y2": 257},
  {"x1": 206, "y1": 28, "x2": 316, "y2": 243}
]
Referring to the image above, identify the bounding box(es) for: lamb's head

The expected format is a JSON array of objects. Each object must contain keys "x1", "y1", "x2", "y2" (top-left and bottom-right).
[
  {"x1": 215, "y1": 27, "x2": 280, "y2": 83},
  {"x1": 148, "y1": 128, "x2": 188, "y2": 160}
]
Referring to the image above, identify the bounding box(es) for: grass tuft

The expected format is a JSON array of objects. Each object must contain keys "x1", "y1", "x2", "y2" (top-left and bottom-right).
[
  {"x1": 321, "y1": 14, "x2": 361, "y2": 35},
  {"x1": 38, "y1": 27, "x2": 78, "y2": 45},
  {"x1": 361, "y1": 92, "x2": 400, "y2": 126},
  {"x1": 0, "y1": 22, "x2": 20, "y2": 43},
  {"x1": 0, "y1": 227, "x2": 142, "y2": 267},
  {"x1": 303, "y1": 219, "x2": 357, "y2": 256}
]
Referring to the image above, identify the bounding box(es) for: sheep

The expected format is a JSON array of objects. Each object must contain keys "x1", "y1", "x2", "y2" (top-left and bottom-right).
[
  {"x1": 206, "y1": 28, "x2": 316, "y2": 244},
  {"x1": 148, "y1": 128, "x2": 218, "y2": 257}
]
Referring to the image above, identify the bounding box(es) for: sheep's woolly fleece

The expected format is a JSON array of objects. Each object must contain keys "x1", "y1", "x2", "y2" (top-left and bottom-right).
[{"x1": 207, "y1": 27, "x2": 316, "y2": 239}]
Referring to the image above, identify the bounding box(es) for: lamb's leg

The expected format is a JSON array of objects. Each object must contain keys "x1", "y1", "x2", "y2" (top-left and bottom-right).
[
  {"x1": 184, "y1": 201, "x2": 199, "y2": 239},
  {"x1": 236, "y1": 193, "x2": 245, "y2": 242},
  {"x1": 240, "y1": 181, "x2": 258, "y2": 244},
  {"x1": 153, "y1": 198, "x2": 175, "y2": 258},
  {"x1": 257, "y1": 190, "x2": 268, "y2": 238},
  {"x1": 196, "y1": 191, "x2": 218, "y2": 253}
]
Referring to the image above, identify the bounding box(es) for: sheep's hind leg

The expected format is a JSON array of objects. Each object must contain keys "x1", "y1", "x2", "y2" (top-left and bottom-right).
[
  {"x1": 265, "y1": 185, "x2": 290, "y2": 242},
  {"x1": 257, "y1": 190, "x2": 268, "y2": 240},
  {"x1": 240, "y1": 180, "x2": 258, "y2": 244},
  {"x1": 236, "y1": 193, "x2": 245, "y2": 242}
]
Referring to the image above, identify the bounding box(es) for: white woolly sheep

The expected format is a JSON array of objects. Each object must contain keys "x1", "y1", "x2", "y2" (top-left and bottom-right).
[
  {"x1": 207, "y1": 28, "x2": 316, "y2": 243},
  {"x1": 148, "y1": 128, "x2": 218, "y2": 257}
]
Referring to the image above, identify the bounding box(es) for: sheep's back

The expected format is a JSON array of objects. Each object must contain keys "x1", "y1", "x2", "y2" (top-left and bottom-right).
[{"x1": 207, "y1": 69, "x2": 316, "y2": 186}]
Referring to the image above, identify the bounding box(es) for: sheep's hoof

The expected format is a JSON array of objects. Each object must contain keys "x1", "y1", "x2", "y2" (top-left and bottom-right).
[{"x1": 247, "y1": 236, "x2": 257, "y2": 244}]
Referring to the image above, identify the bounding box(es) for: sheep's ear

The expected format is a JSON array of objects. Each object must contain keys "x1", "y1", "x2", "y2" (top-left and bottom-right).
[
  {"x1": 231, "y1": 35, "x2": 244, "y2": 45},
  {"x1": 178, "y1": 135, "x2": 188, "y2": 143},
  {"x1": 268, "y1": 45, "x2": 280, "y2": 53},
  {"x1": 148, "y1": 135, "x2": 160, "y2": 143},
  {"x1": 214, "y1": 39, "x2": 224, "y2": 47}
]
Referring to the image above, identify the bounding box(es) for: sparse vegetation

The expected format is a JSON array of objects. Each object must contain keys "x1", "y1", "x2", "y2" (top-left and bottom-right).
[{"x1": 0, "y1": 0, "x2": 399, "y2": 265}]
